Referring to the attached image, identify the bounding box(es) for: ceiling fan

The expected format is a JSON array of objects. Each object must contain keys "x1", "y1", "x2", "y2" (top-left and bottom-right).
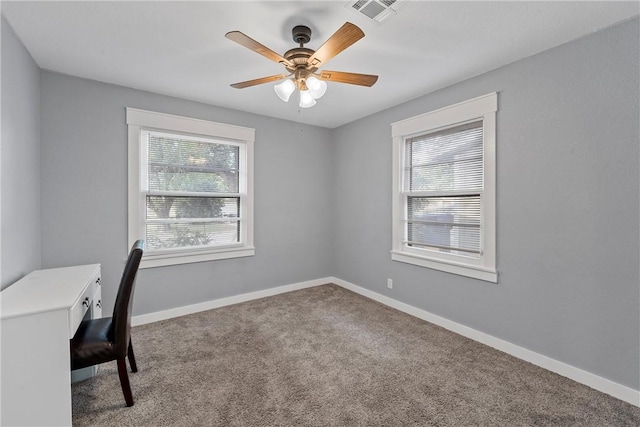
[{"x1": 225, "y1": 22, "x2": 378, "y2": 108}]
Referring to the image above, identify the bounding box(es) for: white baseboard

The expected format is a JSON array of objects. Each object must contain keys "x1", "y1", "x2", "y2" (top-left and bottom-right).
[
  {"x1": 132, "y1": 277, "x2": 331, "y2": 326},
  {"x1": 131, "y1": 275, "x2": 639, "y2": 407},
  {"x1": 330, "y1": 277, "x2": 640, "y2": 407}
]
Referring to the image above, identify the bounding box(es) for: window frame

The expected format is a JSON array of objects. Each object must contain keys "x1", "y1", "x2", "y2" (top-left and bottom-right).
[
  {"x1": 391, "y1": 93, "x2": 497, "y2": 282},
  {"x1": 127, "y1": 108, "x2": 255, "y2": 268}
]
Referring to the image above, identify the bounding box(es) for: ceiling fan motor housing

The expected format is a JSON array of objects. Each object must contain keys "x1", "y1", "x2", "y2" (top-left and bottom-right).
[
  {"x1": 284, "y1": 25, "x2": 318, "y2": 78},
  {"x1": 283, "y1": 48, "x2": 314, "y2": 72}
]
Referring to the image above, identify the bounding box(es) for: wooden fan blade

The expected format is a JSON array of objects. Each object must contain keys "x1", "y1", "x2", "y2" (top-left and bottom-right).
[
  {"x1": 225, "y1": 31, "x2": 293, "y2": 67},
  {"x1": 307, "y1": 22, "x2": 364, "y2": 67},
  {"x1": 318, "y1": 70, "x2": 378, "y2": 87},
  {"x1": 230, "y1": 74, "x2": 288, "y2": 89}
]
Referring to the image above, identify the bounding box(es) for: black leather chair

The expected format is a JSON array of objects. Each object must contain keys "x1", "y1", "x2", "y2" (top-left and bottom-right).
[{"x1": 70, "y1": 240, "x2": 144, "y2": 407}]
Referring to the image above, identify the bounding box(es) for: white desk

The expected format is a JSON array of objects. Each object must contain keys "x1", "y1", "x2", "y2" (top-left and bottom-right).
[{"x1": 1, "y1": 264, "x2": 102, "y2": 427}]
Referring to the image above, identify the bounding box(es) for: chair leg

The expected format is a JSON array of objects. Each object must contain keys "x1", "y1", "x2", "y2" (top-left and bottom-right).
[
  {"x1": 128, "y1": 340, "x2": 138, "y2": 373},
  {"x1": 117, "y1": 358, "x2": 134, "y2": 407}
]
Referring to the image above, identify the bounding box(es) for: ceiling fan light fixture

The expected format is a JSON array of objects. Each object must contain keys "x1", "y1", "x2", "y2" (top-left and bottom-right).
[
  {"x1": 299, "y1": 90, "x2": 317, "y2": 108},
  {"x1": 274, "y1": 79, "x2": 296, "y2": 102},
  {"x1": 306, "y1": 76, "x2": 328, "y2": 99}
]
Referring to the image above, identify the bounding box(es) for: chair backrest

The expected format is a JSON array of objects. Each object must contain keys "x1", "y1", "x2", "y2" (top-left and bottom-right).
[{"x1": 111, "y1": 240, "x2": 144, "y2": 356}]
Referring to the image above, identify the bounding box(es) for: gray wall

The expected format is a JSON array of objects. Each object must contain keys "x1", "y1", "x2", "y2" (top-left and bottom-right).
[
  {"x1": 39, "y1": 72, "x2": 334, "y2": 318},
  {"x1": 332, "y1": 18, "x2": 640, "y2": 390},
  {"x1": 1, "y1": 16, "x2": 41, "y2": 289}
]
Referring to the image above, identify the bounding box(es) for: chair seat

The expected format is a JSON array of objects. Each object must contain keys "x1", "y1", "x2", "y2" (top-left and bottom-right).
[{"x1": 71, "y1": 317, "x2": 115, "y2": 370}]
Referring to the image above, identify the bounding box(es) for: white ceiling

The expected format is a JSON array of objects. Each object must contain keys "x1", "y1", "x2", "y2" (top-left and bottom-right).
[{"x1": 2, "y1": 1, "x2": 638, "y2": 128}]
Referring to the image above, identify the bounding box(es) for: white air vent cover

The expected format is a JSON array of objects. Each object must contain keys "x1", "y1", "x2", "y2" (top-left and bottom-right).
[{"x1": 347, "y1": 0, "x2": 403, "y2": 24}]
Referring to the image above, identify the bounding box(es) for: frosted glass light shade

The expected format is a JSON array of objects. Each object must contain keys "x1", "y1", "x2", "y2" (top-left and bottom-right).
[
  {"x1": 299, "y1": 90, "x2": 316, "y2": 108},
  {"x1": 274, "y1": 79, "x2": 296, "y2": 102},
  {"x1": 306, "y1": 76, "x2": 327, "y2": 99}
]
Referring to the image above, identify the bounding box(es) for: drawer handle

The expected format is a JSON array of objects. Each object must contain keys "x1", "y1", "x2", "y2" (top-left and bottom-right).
[
  {"x1": 82, "y1": 297, "x2": 90, "y2": 308},
  {"x1": 96, "y1": 299, "x2": 102, "y2": 308}
]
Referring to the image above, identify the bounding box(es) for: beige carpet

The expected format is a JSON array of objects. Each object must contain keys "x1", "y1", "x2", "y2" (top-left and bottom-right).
[{"x1": 72, "y1": 284, "x2": 640, "y2": 426}]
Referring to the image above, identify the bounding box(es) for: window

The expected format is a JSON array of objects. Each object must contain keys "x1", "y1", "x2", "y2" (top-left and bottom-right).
[
  {"x1": 391, "y1": 93, "x2": 497, "y2": 282},
  {"x1": 127, "y1": 108, "x2": 254, "y2": 268}
]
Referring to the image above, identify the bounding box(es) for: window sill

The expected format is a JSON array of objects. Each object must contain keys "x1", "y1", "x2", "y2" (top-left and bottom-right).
[
  {"x1": 391, "y1": 250, "x2": 497, "y2": 283},
  {"x1": 140, "y1": 246, "x2": 255, "y2": 269}
]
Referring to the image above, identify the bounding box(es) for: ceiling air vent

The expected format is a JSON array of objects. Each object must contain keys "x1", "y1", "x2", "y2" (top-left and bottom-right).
[{"x1": 347, "y1": 0, "x2": 403, "y2": 24}]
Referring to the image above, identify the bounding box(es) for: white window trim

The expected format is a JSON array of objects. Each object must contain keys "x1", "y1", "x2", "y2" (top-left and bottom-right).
[
  {"x1": 391, "y1": 93, "x2": 497, "y2": 283},
  {"x1": 127, "y1": 108, "x2": 255, "y2": 268}
]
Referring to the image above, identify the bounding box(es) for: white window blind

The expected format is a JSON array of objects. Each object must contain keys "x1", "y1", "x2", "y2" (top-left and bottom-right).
[
  {"x1": 142, "y1": 131, "x2": 243, "y2": 252},
  {"x1": 404, "y1": 121, "x2": 483, "y2": 256}
]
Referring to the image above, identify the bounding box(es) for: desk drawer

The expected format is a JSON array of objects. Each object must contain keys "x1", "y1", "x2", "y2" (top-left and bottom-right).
[
  {"x1": 68, "y1": 270, "x2": 101, "y2": 337},
  {"x1": 92, "y1": 283, "x2": 103, "y2": 318}
]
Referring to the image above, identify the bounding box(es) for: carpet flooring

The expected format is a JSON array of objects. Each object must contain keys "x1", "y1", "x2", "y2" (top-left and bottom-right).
[{"x1": 72, "y1": 284, "x2": 640, "y2": 426}]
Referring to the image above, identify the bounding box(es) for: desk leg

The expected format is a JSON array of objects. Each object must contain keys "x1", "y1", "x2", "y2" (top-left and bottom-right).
[{"x1": 1, "y1": 310, "x2": 72, "y2": 426}]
